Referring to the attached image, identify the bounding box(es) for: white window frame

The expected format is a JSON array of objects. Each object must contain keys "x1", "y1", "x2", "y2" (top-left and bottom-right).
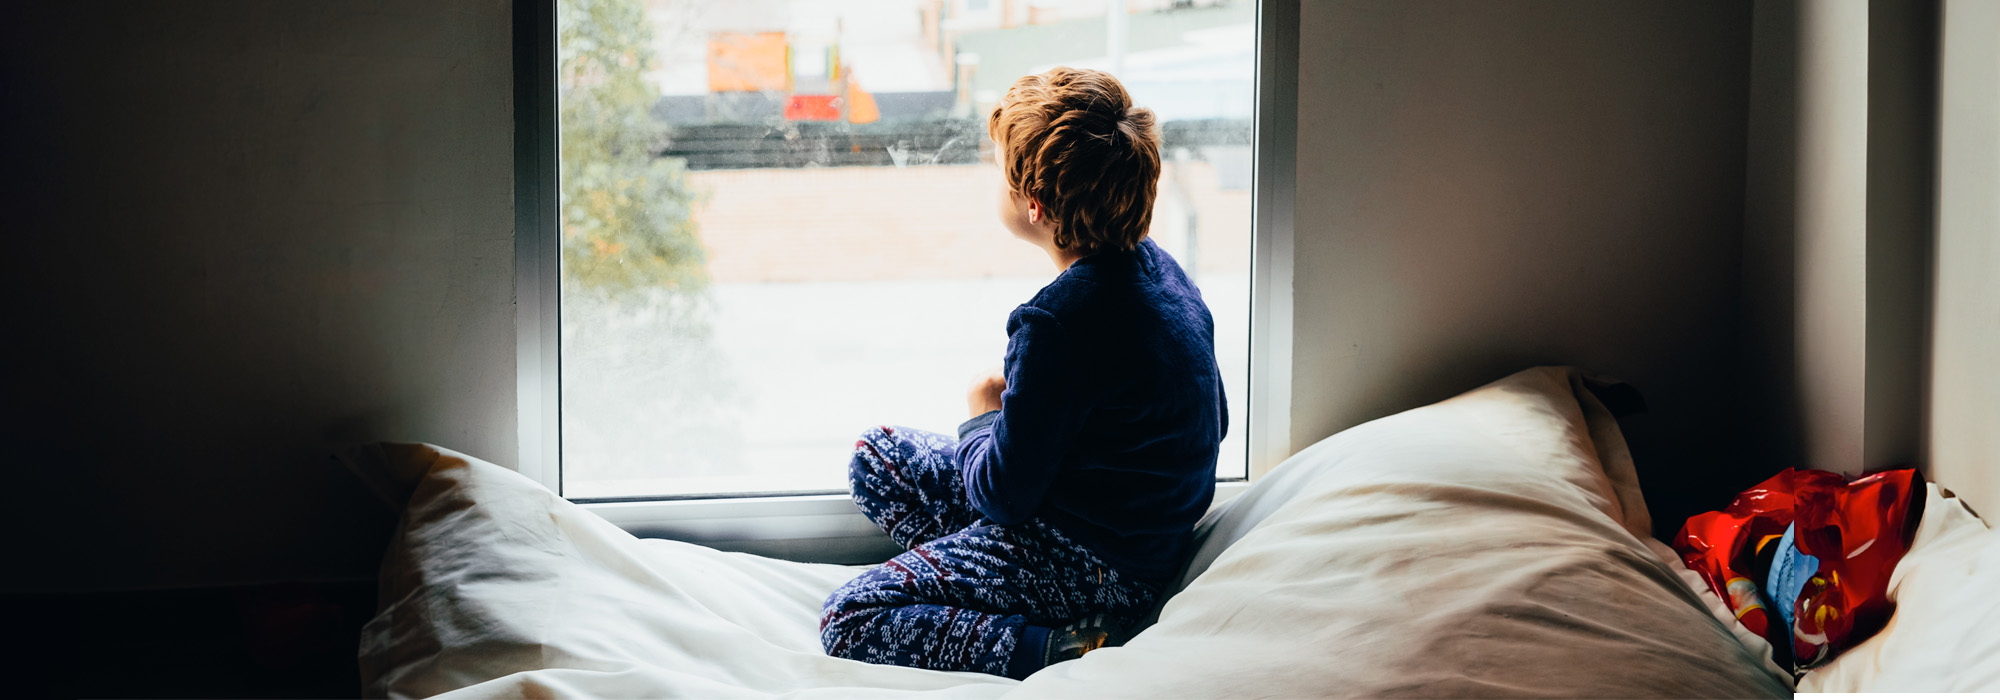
[{"x1": 515, "y1": 0, "x2": 1296, "y2": 564}]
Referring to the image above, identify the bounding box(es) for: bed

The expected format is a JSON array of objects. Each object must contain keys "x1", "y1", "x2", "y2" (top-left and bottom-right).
[
  {"x1": 1793, "y1": 479, "x2": 2000, "y2": 692},
  {"x1": 345, "y1": 367, "x2": 1802, "y2": 698}
]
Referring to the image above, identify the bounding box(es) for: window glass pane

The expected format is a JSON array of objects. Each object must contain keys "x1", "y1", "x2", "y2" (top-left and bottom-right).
[{"x1": 559, "y1": 0, "x2": 1254, "y2": 498}]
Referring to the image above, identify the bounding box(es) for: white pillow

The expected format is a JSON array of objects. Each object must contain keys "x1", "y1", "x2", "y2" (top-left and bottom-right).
[
  {"x1": 1013, "y1": 366, "x2": 1790, "y2": 698},
  {"x1": 1164, "y1": 369, "x2": 1653, "y2": 598},
  {"x1": 348, "y1": 367, "x2": 1793, "y2": 698},
  {"x1": 1798, "y1": 483, "x2": 2000, "y2": 692}
]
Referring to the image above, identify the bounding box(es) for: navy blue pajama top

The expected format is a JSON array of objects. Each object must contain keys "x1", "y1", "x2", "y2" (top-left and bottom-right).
[{"x1": 954, "y1": 237, "x2": 1228, "y2": 584}]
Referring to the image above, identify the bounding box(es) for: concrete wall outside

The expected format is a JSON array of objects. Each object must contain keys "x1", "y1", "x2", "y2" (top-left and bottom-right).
[{"x1": 0, "y1": 1, "x2": 516, "y2": 592}]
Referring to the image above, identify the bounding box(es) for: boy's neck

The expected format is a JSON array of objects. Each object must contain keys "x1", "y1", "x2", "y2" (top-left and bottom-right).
[
  {"x1": 1041, "y1": 235, "x2": 1148, "y2": 271},
  {"x1": 1043, "y1": 243, "x2": 1084, "y2": 271}
]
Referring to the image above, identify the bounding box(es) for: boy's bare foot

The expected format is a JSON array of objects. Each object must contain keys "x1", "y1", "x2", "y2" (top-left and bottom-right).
[{"x1": 1043, "y1": 614, "x2": 1129, "y2": 666}]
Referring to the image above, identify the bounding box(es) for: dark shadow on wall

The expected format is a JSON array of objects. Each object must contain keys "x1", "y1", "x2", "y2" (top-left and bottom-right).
[
  {"x1": 1737, "y1": 0, "x2": 1806, "y2": 482},
  {"x1": 11, "y1": 579, "x2": 377, "y2": 699},
  {"x1": 1619, "y1": 410, "x2": 1786, "y2": 543}
]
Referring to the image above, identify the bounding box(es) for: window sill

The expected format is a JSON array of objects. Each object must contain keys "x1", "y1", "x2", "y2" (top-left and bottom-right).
[{"x1": 581, "y1": 480, "x2": 1253, "y2": 566}]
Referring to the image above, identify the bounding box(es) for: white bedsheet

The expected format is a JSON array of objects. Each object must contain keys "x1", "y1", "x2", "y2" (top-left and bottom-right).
[
  {"x1": 1798, "y1": 483, "x2": 2000, "y2": 692},
  {"x1": 351, "y1": 367, "x2": 1788, "y2": 698}
]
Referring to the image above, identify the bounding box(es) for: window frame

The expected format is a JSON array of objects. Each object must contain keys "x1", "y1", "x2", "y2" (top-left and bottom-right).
[{"x1": 515, "y1": 0, "x2": 1297, "y2": 564}]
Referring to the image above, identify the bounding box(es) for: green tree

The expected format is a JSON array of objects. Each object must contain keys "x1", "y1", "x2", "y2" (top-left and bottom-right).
[{"x1": 558, "y1": 0, "x2": 706, "y2": 295}]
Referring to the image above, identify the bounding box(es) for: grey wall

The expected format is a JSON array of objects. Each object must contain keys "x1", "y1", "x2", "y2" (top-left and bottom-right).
[
  {"x1": 1289, "y1": 0, "x2": 1756, "y2": 534},
  {"x1": 1741, "y1": 0, "x2": 1936, "y2": 479},
  {"x1": 1, "y1": 2, "x2": 517, "y2": 593},
  {"x1": 1739, "y1": 0, "x2": 1808, "y2": 473},
  {"x1": 1929, "y1": 0, "x2": 2000, "y2": 514},
  {"x1": 5, "y1": 0, "x2": 1972, "y2": 592},
  {"x1": 1784, "y1": 0, "x2": 1874, "y2": 472}
]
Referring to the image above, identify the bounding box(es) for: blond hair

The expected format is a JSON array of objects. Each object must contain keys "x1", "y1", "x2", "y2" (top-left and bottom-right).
[{"x1": 988, "y1": 67, "x2": 1161, "y2": 255}]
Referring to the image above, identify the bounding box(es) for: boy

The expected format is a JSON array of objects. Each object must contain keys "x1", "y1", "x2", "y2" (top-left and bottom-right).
[{"x1": 819, "y1": 67, "x2": 1227, "y2": 680}]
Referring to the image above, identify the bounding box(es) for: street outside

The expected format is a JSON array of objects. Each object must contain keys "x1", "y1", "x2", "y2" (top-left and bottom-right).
[
  {"x1": 565, "y1": 272, "x2": 1249, "y2": 498},
  {"x1": 563, "y1": 162, "x2": 1251, "y2": 498}
]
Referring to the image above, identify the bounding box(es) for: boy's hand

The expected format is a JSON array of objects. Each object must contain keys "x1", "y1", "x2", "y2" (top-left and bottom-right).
[{"x1": 967, "y1": 366, "x2": 1006, "y2": 417}]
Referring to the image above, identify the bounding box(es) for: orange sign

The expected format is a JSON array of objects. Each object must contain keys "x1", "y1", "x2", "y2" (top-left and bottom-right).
[
  {"x1": 846, "y1": 71, "x2": 879, "y2": 124},
  {"x1": 708, "y1": 32, "x2": 788, "y2": 93},
  {"x1": 785, "y1": 94, "x2": 841, "y2": 121}
]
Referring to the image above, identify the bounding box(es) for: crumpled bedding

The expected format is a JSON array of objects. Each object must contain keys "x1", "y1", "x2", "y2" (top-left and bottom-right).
[
  {"x1": 349, "y1": 366, "x2": 1789, "y2": 698},
  {"x1": 1797, "y1": 483, "x2": 2000, "y2": 692}
]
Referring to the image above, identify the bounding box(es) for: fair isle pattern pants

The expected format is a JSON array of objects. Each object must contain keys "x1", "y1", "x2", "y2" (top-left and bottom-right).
[{"x1": 819, "y1": 426, "x2": 1160, "y2": 679}]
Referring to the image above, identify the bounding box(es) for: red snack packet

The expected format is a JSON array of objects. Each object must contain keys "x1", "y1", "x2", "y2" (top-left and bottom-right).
[
  {"x1": 1671, "y1": 467, "x2": 1926, "y2": 673},
  {"x1": 1785, "y1": 468, "x2": 1926, "y2": 668},
  {"x1": 1674, "y1": 471, "x2": 1796, "y2": 646}
]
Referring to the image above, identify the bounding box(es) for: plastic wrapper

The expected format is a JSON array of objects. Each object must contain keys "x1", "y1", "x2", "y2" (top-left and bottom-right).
[{"x1": 1671, "y1": 467, "x2": 1925, "y2": 673}]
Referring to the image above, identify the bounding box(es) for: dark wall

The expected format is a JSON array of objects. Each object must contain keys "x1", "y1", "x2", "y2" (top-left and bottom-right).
[
  {"x1": 0, "y1": 0, "x2": 1815, "y2": 591},
  {"x1": 12, "y1": 580, "x2": 377, "y2": 698},
  {"x1": 1289, "y1": 0, "x2": 1758, "y2": 534},
  {"x1": 0, "y1": 1, "x2": 517, "y2": 593}
]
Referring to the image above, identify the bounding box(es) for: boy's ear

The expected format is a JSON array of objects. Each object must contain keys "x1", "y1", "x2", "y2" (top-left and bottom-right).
[{"x1": 1027, "y1": 198, "x2": 1043, "y2": 224}]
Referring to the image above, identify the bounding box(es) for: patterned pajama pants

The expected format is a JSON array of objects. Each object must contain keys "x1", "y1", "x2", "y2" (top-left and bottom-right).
[{"x1": 819, "y1": 426, "x2": 1160, "y2": 680}]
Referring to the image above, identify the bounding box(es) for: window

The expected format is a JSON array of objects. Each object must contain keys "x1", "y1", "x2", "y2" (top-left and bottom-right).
[{"x1": 518, "y1": 0, "x2": 1295, "y2": 556}]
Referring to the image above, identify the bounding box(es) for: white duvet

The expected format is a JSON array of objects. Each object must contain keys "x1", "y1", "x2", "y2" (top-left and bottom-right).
[
  {"x1": 351, "y1": 367, "x2": 1789, "y2": 698},
  {"x1": 1796, "y1": 482, "x2": 2000, "y2": 692}
]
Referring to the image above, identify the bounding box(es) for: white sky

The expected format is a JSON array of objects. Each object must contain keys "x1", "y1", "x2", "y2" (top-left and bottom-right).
[
  {"x1": 635, "y1": 0, "x2": 1252, "y2": 119},
  {"x1": 645, "y1": 0, "x2": 949, "y2": 95}
]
